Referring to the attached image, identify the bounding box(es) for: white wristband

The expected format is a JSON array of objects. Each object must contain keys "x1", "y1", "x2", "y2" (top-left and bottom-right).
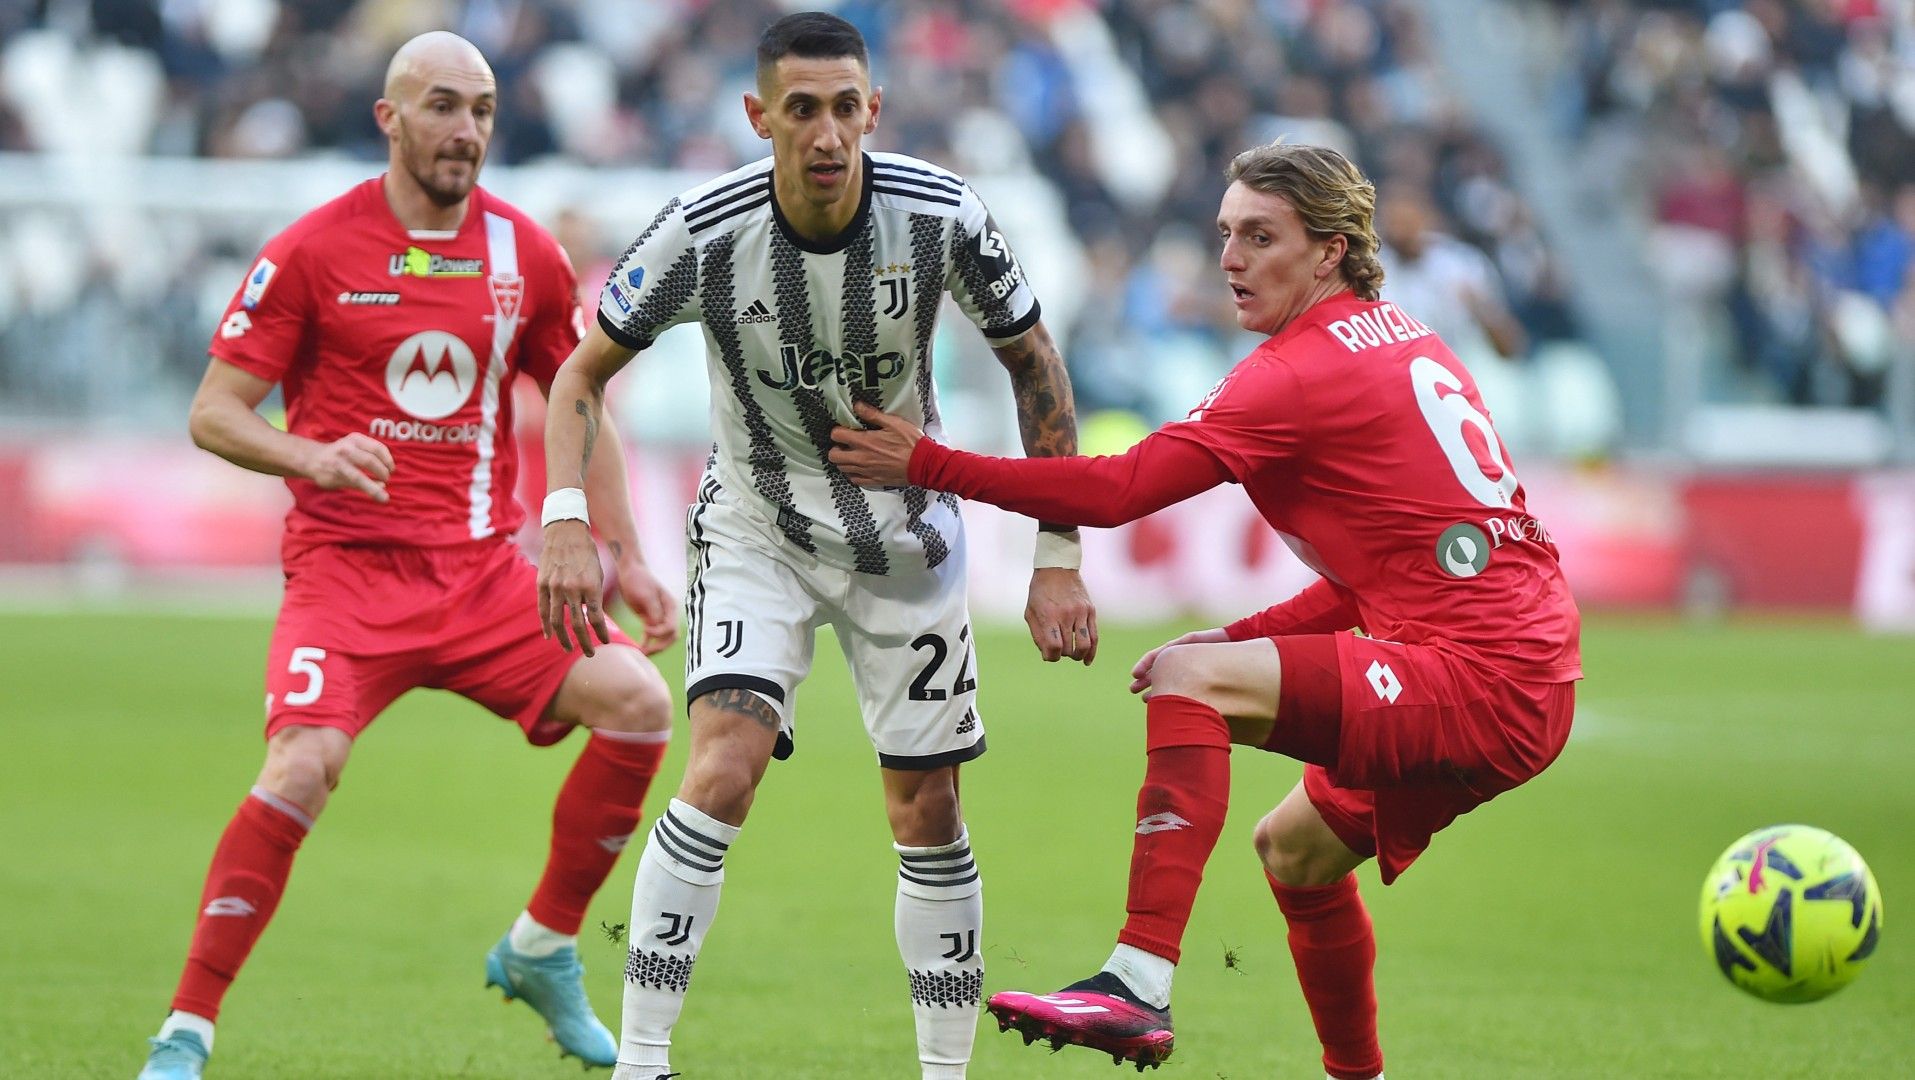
[
  {"x1": 541, "y1": 487, "x2": 590, "y2": 528},
  {"x1": 1034, "y1": 528, "x2": 1082, "y2": 570}
]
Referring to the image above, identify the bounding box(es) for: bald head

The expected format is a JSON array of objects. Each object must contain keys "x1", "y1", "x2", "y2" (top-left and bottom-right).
[
  {"x1": 376, "y1": 32, "x2": 496, "y2": 214},
  {"x1": 384, "y1": 31, "x2": 494, "y2": 102}
]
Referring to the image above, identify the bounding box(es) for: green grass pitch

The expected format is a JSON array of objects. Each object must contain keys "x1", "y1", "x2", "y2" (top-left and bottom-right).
[{"x1": 1, "y1": 609, "x2": 1909, "y2": 1077}]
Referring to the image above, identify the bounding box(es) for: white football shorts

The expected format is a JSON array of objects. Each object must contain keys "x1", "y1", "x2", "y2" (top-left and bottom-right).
[{"x1": 681, "y1": 478, "x2": 984, "y2": 769}]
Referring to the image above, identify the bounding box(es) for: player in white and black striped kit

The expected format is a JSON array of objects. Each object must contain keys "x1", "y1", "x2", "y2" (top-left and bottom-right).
[{"x1": 535, "y1": 12, "x2": 1097, "y2": 1079}]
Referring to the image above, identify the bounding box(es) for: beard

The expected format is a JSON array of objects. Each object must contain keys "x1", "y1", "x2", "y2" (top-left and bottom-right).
[{"x1": 398, "y1": 128, "x2": 481, "y2": 206}]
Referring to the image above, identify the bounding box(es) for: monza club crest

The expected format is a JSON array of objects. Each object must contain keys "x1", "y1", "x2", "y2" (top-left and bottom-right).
[{"x1": 488, "y1": 272, "x2": 523, "y2": 323}]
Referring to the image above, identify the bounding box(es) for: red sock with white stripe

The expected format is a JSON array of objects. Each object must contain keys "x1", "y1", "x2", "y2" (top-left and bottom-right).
[
  {"x1": 171, "y1": 787, "x2": 311, "y2": 1020},
  {"x1": 1114, "y1": 695, "x2": 1231, "y2": 966},
  {"x1": 524, "y1": 729, "x2": 668, "y2": 939},
  {"x1": 1269, "y1": 872, "x2": 1383, "y2": 1080}
]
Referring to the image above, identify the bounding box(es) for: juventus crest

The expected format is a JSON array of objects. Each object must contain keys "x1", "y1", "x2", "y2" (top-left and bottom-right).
[{"x1": 876, "y1": 263, "x2": 912, "y2": 320}]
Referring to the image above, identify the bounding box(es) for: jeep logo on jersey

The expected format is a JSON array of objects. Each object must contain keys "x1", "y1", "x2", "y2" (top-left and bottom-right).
[
  {"x1": 388, "y1": 246, "x2": 483, "y2": 278},
  {"x1": 1436, "y1": 522, "x2": 1492, "y2": 578},
  {"x1": 757, "y1": 343, "x2": 906, "y2": 393},
  {"x1": 385, "y1": 330, "x2": 477, "y2": 419}
]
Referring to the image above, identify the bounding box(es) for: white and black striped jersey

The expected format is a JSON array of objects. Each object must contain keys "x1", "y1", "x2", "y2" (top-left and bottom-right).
[{"x1": 598, "y1": 151, "x2": 1042, "y2": 576}]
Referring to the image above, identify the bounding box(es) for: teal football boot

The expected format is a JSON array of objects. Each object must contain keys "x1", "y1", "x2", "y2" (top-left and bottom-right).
[
  {"x1": 485, "y1": 934, "x2": 618, "y2": 1067},
  {"x1": 136, "y1": 1031, "x2": 209, "y2": 1080}
]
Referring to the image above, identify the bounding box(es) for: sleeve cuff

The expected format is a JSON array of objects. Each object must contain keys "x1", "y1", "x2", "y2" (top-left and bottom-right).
[
  {"x1": 906, "y1": 438, "x2": 950, "y2": 490},
  {"x1": 981, "y1": 301, "x2": 1042, "y2": 346},
  {"x1": 597, "y1": 309, "x2": 651, "y2": 352}
]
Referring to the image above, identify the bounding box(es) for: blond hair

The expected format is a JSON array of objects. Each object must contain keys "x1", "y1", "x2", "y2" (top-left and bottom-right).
[{"x1": 1224, "y1": 142, "x2": 1384, "y2": 301}]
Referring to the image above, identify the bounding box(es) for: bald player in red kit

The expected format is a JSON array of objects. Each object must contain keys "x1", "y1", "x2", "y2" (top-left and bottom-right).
[
  {"x1": 831, "y1": 142, "x2": 1581, "y2": 1078},
  {"x1": 137, "y1": 32, "x2": 676, "y2": 1080}
]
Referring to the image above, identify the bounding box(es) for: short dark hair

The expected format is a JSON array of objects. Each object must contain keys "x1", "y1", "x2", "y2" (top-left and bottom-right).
[{"x1": 757, "y1": 11, "x2": 868, "y2": 86}]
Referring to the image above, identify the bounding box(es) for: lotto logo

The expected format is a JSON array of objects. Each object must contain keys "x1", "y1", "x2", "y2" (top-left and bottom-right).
[
  {"x1": 1136, "y1": 812, "x2": 1192, "y2": 835},
  {"x1": 1366, "y1": 660, "x2": 1403, "y2": 703},
  {"x1": 203, "y1": 896, "x2": 257, "y2": 918}
]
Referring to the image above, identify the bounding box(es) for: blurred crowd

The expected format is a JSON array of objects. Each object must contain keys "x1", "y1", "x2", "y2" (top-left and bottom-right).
[
  {"x1": 7, "y1": 0, "x2": 1589, "y2": 447},
  {"x1": 1551, "y1": 0, "x2": 1914, "y2": 408}
]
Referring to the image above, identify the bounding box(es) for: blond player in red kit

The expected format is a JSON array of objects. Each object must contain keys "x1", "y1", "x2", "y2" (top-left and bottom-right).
[
  {"x1": 831, "y1": 142, "x2": 1581, "y2": 1078},
  {"x1": 137, "y1": 33, "x2": 676, "y2": 1080}
]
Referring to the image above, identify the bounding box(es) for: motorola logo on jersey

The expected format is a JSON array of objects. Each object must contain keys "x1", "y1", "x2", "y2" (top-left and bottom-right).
[
  {"x1": 1436, "y1": 522, "x2": 1492, "y2": 578},
  {"x1": 383, "y1": 330, "x2": 477, "y2": 420}
]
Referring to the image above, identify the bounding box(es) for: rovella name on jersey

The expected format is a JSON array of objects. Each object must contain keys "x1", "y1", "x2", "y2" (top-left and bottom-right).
[{"x1": 1325, "y1": 302, "x2": 1435, "y2": 353}]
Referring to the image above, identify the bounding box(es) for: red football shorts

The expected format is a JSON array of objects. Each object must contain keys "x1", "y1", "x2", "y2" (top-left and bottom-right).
[
  {"x1": 263, "y1": 539, "x2": 636, "y2": 746},
  {"x1": 1272, "y1": 633, "x2": 1575, "y2": 884}
]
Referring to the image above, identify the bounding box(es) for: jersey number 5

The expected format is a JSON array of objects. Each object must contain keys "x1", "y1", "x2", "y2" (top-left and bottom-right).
[
  {"x1": 284, "y1": 646, "x2": 327, "y2": 706},
  {"x1": 1409, "y1": 356, "x2": 1518, "y2": 510}
]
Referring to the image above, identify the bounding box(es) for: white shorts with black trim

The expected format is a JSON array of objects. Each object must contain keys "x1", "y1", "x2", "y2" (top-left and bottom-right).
[{"x1": 682, "y1": 479, "x2": 984, "y2": 770}]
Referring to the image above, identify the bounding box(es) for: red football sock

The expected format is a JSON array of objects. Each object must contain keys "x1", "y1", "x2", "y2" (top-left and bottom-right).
[
  {"x1": 526, "y1": 731, "x2": 667, "y2": 934},
  {"x1": 1269, "y1": 872, "x2": 1383, "y2": 1080},
  {"x1": 172, "y1": 789, "x2": 311, "y2": 1020},
  {"x1": 1115, "y1": 695, "x2": 1231, "y2": 965}
]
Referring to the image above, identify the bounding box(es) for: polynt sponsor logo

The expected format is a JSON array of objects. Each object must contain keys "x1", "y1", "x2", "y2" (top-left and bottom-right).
[
  {"x1": 1436, "y1": 521, "x2": 1492, "y2": 578},
  {"x1": 384, "y1": 330, "x2": 477, "y2": 419}
]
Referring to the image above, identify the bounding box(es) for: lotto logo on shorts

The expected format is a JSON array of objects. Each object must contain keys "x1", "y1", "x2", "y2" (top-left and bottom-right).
[{"x1": 1366, "y1": 660, "x2": 1403, "y2": 703}]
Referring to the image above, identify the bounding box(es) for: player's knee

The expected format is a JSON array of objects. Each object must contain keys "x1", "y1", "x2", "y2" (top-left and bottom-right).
[
  {"x1": 1254, "y1": 811, "x2": 1339, "y2": 887},
  {"x1": 260, "y1": 728, "x2": 348, "y2": 809},
  {"x1": 574, "y1": 650, "x2": 673, "y2": 735},
  {"x1": 1143, "y1": 644, "x2": 1222, "y2": 705}
]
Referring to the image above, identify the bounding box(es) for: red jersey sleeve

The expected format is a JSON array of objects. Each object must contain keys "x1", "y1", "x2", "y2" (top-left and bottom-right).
[
  {"x1": 208, "y1": 234, "x2": 316, "y2": 382},
  {"x1": 1153, "y1": 356, "x2": 1306, "y2": 483},
  {"x1": 516, "y1": 231, "x2": 586, "y2": 388},
  {"x1": 907, "y1": 429, "x2": 1232, "y2": 528},
  {"x1": 1224, "y1": 578, "x2": 1361, "y2": 639}
]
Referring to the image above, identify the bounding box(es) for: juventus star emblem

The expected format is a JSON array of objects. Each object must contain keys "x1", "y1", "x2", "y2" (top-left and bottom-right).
[{"x1": 880, "y1": 276, "x2": 911, "y2": 320}]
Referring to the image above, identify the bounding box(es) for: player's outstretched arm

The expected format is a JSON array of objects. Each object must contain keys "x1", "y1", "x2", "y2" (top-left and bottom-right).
[
  {"x1": 188, "y1": 356, "x2": 393, "y2": 501},
  {"x1": 831, "y1": 405, "x2": 1231, "y2": 527},
  {"x1": 539, "y1": 323, "x2": 638, "y2": 655}
]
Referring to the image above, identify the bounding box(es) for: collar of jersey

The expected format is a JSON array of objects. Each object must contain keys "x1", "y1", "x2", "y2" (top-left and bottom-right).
[
  {"x1": 768, "y1": 153, "x2": 875, "y2": 255},
  {"x1": 1268, "y1": 288, "x2": 1362, "y2": 351}
]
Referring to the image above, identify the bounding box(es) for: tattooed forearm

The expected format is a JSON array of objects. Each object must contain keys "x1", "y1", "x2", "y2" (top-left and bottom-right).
[
  {"x1": 574, "y1": 397, "x2": 599, "y2": 473},
  {"x1": 992, "y1": 322, "x2": 1078, "y2": 460},
  {"x1": 696, "y1": 686, "x2": 781, "y2": 730},
  {"x1": 608, "y1": 540, "x2": 624, "y2": 561}
]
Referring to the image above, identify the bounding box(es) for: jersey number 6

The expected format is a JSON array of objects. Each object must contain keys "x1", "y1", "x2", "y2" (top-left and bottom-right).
[{"x1": 1409, "y1": 356, "x2": 1519, "y2": 510}]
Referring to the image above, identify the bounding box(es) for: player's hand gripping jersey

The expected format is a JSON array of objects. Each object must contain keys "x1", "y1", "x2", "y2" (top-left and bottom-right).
[
  {"x1": 598, "y1": 151, "x2": 1040, "y2": 576},
  {"x1": 210, "y1": 179, "x2": 585, "y2": 558}
]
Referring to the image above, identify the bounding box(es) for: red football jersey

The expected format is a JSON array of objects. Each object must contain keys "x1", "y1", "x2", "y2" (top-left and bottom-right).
[
  {"x1": 209, "y1": 178, "x2": 584, "y2": 560},
  {"x1": 1158, "y1": 292, "x2": 1581, "y2": 682}
]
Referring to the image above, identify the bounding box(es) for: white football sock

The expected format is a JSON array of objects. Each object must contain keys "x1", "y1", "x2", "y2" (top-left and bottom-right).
[
  {"x1": 158, "y1": 1011, "x2": 214, "y2": 1053},
  {"x1": 1103, "y1": 942, "x2": 1175, "y2": 1010},
  {"x1": 617, "y1": 799, "x2": 736, "y2": 1073},
  {"x1": 895, "y1": 827, "x2": 983, "y2": 1078},
  {"x1": 508, "y1": 910, "x2": 574, "y2": 958}
]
